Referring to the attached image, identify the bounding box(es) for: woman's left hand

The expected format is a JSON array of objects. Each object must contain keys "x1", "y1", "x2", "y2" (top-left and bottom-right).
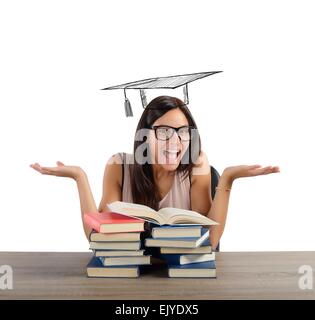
[{"x1": 222, "y1": 165, "x2": 280, "y2": 184}]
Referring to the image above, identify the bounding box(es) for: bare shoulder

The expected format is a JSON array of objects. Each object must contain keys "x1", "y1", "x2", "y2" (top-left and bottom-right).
[
  {"x1": 103, "y1": 153, "x2": 123, "y2": 187},
  {"x1": 98, "y1": 153, "x2": 124, "y2": 212},
  {"x1": 191, "y1": 150, "x2": 211, "y2": 183},
  {"x1": 107, "y1": 153, "x2": 124, "y2": 165}
]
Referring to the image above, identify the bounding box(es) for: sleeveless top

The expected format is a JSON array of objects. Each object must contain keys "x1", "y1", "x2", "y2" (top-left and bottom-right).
[{"x1": 118, "y1": 152, "x2": 191, "y2": 210}]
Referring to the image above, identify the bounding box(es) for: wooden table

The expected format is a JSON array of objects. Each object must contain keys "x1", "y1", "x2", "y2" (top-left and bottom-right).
[{"x1": 0, "y1": 252, "x2": 314, "y2": 300}]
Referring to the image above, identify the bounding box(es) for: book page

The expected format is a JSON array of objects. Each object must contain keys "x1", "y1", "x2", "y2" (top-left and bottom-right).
[
  {"x1": 107, "y1": 201, "x2": 162, "y2": 224},
  {"x1": 108, "y1": 201, "x2": 157, "y2": 213},
  {"x1": 158, "y1": 207, "x2": 219, "y2": 225}
]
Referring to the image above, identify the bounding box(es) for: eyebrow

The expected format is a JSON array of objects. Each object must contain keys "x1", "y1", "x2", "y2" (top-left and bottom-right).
[{"x1": 153, "y1": 124, "x2": 190, "y2": 128}]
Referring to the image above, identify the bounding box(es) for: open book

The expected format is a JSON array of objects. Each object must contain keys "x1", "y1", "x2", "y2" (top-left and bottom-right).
[{"x1": 107, "y1": 201, "x2": 219, "y2": 226}]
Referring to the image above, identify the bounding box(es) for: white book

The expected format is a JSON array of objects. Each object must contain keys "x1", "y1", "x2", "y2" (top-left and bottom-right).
[
  {"x1": 168, "y1": 261, "x2": 216, "y2": 278},
  {"x1": 87, "y1": 257, "x2": 139, "y2": 278},
  {"x1": 145, "y1": 229, "x2": 209, "y2": 248},
  {"x1": 93, "y1": 250, "x2": 145, "y2": 257},
  {"x1": 90, "y1": 231, "x2": 141, "y2": 242},
  {"x1": 152, "y1": 226, "x2": 203, "y2": 238},
  {"x1": 99, "y1": 255, "x2": 151, "y2": 266},
  {"x1": 107, "y1": 201, "x2": 219, "y2": 226},
  {"x1": 89, "y1": 241, "x2": 141, "y2": 250}
]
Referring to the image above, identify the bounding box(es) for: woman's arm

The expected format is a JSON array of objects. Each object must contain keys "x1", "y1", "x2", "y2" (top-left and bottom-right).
[
  {"x1": 75, "y1": 172, "x2": 98, "y2": 240},
  {"x1": 190, "y1": 151, "x2": 212, "y2": 215},
  {"x1": 30, "y1": 155, "x2": 123, "y2": 242},
  {"x1": 207, "y1": 164, "x2": 280, "y2": 250},
  {"x1": 206, "y1": 173, "x2": 233, "y2": 250},
  {"x1": 79, "y1": 153, "x2": 123, "y2": 240},
  {"x1": 30, "y1": 161, "x2": 97, "y2": 240},
  {"x1": 190, "y1": 151, "x2": 232, "y2": 250}
]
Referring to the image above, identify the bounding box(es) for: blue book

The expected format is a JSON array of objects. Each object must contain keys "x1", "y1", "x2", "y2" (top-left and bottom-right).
[
  {"x1": 86, "y1": 256, "x2": 139, "y2": 278},
  {"x1": 161, "y1": 252, "x2": 215, "y2": 265},
  {"x1": 145, "y1": 228, "x2": 209, "y2": 248},
  {"x1": 168, "y1": 261, "x2": 216, "y2": 278},
  {"x1": 152, "y1": 225, "x2": 204, "y2": 239},
  {"x1": 160, "y1": 238, "x2": 212, "y2": 254}
]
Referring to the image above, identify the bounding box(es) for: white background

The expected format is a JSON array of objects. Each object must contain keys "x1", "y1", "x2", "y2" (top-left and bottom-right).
[{"x1": 1, "y1": 0, "x2": 314, "y2": 252}]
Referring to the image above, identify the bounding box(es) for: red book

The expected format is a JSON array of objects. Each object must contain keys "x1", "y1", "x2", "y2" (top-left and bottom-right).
[{"x1": 84, "y1": 212, "x2": 145, "y2": 233}]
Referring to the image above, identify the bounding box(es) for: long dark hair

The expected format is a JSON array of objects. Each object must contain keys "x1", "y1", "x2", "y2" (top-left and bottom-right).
[{"x1": 130, "y1": 95, "x2": 201, "y2": 210}]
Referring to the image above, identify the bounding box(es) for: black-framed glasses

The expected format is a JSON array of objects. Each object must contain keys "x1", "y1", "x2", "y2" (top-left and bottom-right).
[{"x1": 149, "y1": 125, "x2": 195, "y2": 141}]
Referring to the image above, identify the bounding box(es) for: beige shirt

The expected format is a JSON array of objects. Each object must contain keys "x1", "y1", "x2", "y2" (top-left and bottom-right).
[{"x1": 119, "y1": 152, "x2": 191, "y2": 210}]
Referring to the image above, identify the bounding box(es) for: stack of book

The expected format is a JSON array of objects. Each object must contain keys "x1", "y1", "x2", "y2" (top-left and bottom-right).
[
  {"x1": 84, "y1": 212, "x2": 151, "y2": 278},
  {"x1": 106, "y1": 201, "x2": 219, "y2": 278},
  {"x1": 145, "y1": 225, "x2": 216, "y2": 278}
]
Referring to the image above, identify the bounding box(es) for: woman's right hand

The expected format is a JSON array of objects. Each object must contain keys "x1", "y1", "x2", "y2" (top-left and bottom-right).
[{"x1": 30, "y1": 161, "x2": 85, "y2": 181}]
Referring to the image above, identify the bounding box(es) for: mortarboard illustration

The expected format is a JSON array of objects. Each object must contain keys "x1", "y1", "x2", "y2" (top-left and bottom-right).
[{"x1": 101, "y1": 71, "x2": 222, "y2": 117}]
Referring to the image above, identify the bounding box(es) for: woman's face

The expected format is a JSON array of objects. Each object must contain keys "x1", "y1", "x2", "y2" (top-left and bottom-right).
[{"x1": 148, "y1": 108, "x2": 190, "y2": 172}]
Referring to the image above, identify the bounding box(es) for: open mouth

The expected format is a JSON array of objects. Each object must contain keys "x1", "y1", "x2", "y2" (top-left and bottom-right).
[{"x1": 163, "y1": 150, "x2": 181, "y2": 162}]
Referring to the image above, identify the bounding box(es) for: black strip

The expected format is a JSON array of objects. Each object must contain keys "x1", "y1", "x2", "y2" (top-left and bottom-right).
[
  {"x1": 120, "y1": 152, "x2": 125, "y2": 200},
  {"x1": 0, "y1": 300, "x2": 309, "y2": 317},
  {"x1": 189, "y1": 171, "x2": 192, "y2": 208}
]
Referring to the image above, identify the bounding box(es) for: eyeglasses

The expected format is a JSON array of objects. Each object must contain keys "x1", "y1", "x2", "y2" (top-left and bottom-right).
[{"x1": 149, "y1": 125, "x2": 195, "y2": 141}]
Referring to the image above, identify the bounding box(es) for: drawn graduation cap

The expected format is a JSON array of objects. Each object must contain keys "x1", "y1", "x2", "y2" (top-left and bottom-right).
[{"x1": 101, "y1": 71, "x2": 222, "y2": 117}]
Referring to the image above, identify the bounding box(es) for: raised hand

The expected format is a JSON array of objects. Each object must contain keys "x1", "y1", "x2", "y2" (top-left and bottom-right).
[
  {"x1": 222, "y1": 164, "x2": 280, "y2": 183},
  {"x1": 30, "y1": 161, "x2": 84, "y2": 181}
]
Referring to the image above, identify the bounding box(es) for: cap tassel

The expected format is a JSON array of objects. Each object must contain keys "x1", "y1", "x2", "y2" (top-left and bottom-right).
[
  {"x1": 124, "y1": 98, "x2": 133, "y2": 117},
  {"x1": 183, "y1": 83, "x2": 189, "y2": 105},
  {"x1": 124, "y1": 88, "x2": 133, "y2": 117},
  {"x1": 140, "y1": 89, "x2": 148, "y2": 108}
]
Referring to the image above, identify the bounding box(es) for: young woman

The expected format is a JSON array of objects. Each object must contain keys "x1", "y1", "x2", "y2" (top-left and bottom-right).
[{"x1": 30, "y1": 96, "x2": 280, "y2": 250}]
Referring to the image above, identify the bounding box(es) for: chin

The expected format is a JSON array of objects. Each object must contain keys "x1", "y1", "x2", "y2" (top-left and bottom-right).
[{"x1": 160, "y1": 163, "x2": 180, "y2": 171}]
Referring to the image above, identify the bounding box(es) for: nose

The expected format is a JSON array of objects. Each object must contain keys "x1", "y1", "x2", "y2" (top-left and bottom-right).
[
  {"x1": 167, "y1": 131, "x2": 182, "y2": 146},
  {"x1": 169, "y1": 131, "x2": 182, "y2": 142}
]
